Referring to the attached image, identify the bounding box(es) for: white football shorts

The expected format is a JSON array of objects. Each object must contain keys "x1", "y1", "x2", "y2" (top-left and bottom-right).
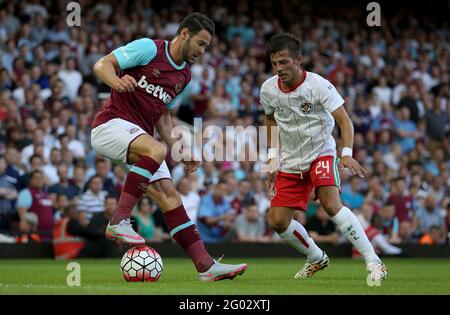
[{"x1": 91, "y1": 118, "x2": 171, "y2": 182}]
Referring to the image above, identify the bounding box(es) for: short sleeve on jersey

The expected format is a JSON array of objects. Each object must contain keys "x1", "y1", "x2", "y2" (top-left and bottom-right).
[
  {"x1": 112, "y1": 38, "x2": 157, "y2": 70},
  {"x1": 260, "y1": 88, "x2": 274, "y2": 115},
  {"x1": 316, "y1": 79, "x2": 345, "y2": 113}
]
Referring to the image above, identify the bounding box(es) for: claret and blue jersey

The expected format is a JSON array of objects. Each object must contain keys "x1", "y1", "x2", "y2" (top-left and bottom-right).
[{"x1": 92, "y1": 38, "x2": 191, "y2": 135}]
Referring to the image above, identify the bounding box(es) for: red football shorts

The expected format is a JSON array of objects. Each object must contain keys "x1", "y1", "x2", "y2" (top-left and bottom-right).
[{"x1": 270, "y1": 155, "x2": 341, "y2": 211}]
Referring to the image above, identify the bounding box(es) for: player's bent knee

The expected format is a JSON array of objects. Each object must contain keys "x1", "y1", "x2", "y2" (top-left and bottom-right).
[
  {"x1": 321, "y1": 200, "x2": 342, "y2": 216},
  {"x1": 268, "y1": 212, "x2": 290, "y2": 233},
  {"x1": 142, "y1": 142, "x2": 167, "y2": 162},
  {"x1": 130, "y1": 135, "x2": 167, "y2": 163}
]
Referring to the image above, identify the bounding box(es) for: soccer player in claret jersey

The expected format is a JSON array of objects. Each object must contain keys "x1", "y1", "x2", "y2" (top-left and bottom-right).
[
  {"x1": 91, "y1": 13, "x2": 246, "y2": 281},
  {"x1": 261, "y1": 33, "x2": 388, "y2": 284}
]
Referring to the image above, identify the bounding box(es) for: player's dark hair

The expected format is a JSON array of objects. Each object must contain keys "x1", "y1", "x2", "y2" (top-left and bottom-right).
[
  {"x1": 267, "y1": 33, "x2": 301, "y2": 59},
  {"x1": 177, "y1": 12, "x2": 215, "y2": 37}
]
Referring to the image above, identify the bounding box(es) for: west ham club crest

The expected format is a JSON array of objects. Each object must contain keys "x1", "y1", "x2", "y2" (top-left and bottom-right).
[{"x1": 175, "y1": 77, "x2": 186, "y2": 94}]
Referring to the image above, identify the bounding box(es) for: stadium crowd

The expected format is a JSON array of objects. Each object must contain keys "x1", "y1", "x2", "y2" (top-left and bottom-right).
[{"x1": 0, "y1": 0, "x2": 448, "y2": 257}]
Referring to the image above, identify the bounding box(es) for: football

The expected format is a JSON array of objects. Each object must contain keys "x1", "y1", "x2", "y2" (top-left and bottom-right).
[{"x1": 120, "y1": 245, "x2": 163, "y2": 282}]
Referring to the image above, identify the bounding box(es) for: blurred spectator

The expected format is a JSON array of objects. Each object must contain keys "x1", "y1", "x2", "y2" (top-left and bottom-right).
[
  {"x1": 424, "y1": 148, "x2": 445, "y2": 178},
  {"x1": 394, "y1": 107, "x2": 419, "y2": 154},
  {"x1": 230, "y1": 179, "x2": 254, "y2": 214},
  {"x1": 341, "y1": 176, "x2": 365, "y2": 210},
  {"x1": 356, "y1": 203, "x2": 403, "y2": 256},
  {"x1": 4, "y1": 147, "x2": 21, "y2": 190},
  {"x1": 48, "y1": 162, "x2": 80, "y2": 201},
  {"x1": 0, "y1": 155, "x2": 18, "y2": 232},
  {"x1": 371, "y1": 202, "x2": 401, "y2": 245},
  {"x1": 372, "y1": 77, "x2": 392, "y2": 110},
  {"x1": 53, "y1": 193, "x2": 69, "y2": 222},
  {"x1": 353, "y1": 95, "x2": 372, "y2": 134},
  {"x1": 364, "y1": 174, "x2": 386, "y2": 213},
  {"x1": 76, "y1": 175, "x2": 107, "y2": 222},
  {"x1": 133, "y1": 196, "x2": 162, "y2": 242},
  {"x1": 414, "y1": 195, "x2": 447, "y2": 242},
  {"x1": 68, "y1": 195, "x2": 120, "y2": 258},
  {"x1": 397, "y1": 84, "x2": 422, "y2": 124},
  {"x1": 72, "y1": 164, "x2": 87, "y2": 193},
  {"x1": 388, "y1": 177, "x2": 414, "y2": 223},
  {"x1": 197, "y1": 161, "x2": 219, "y2": 191},
  {"x1": 58, "y1": 57, "x2": 82, "y2": 102},
  {"x1": 250, "y1": 177, "x2": 270, "y2": 215},
  {"x1": 197, "y1": 180, "x2": 235, "y2": 243},
  {"x1": 305, "y1": 206, "x2": 339, "y2": 245},
  {"x1": 20, "y1": 128, "x2": 50, "y2": 169},
  {"x1": 16, "y1": 170, "x2": 53, "y2": 241},
  {"x1": 56, "y1": 127, "x2": 85, "y2": 159},
  {"x1": 177, "y1": 177, "x2": 200, "y2": 223},
  {"x1": 85, "y1": 157, "x2": 117, "y2": 196},
  {"x1": 235, "y1": 202, "x2": 271, "y2": 243},
  {"x1": 18, "y1": 154, "x2": 43, "y2": 190},
  {"x1": 42, "y1": 147, "x2": 61, "y2": 186},
  {"x1": 53, "y1": 204, "x2": 84, "y2": 260},
  {"x1": 207, "y1": 85, "x2": 236, "y2": 126},
  {"x1": 424, "y1": 97, "x2": 449, "y2": 154},
  {"x1": 419, "y1": 226, "x2": 446, "y2": 245}
]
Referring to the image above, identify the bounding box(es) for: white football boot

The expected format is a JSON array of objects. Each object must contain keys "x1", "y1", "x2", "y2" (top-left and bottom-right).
[
  {"x1": 295, "y1": 251, "x2": 330, "y2": 279},
  {"x1": 366, "y1": 261, "x2": 388, "y2": 286},
  {"x1": 105, "y1": 219, "x2": 145, "y2": 245},
  {"x1": 199, "y1": 257, "x2": 247, "y2": 282}
]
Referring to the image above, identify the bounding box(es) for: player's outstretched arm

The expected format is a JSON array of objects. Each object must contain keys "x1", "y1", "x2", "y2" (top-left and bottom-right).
[
  {"x1": 93, "y1": 53, "x2": 137, "y2": 93},
  {"x1": 332, "y1": 106, "x2": 368, "y2": 178}
]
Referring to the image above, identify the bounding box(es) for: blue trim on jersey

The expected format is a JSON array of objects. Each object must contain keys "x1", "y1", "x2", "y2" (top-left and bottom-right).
[
  {"x1": 113, "y1": 38, "x2": 157, "y2": 70},
  {"x1": 170, "y1": 221, "x2": 195, "y2": 237},
  {"x1": 164, "y1": 41, "x2": 186, "y2": 70}
]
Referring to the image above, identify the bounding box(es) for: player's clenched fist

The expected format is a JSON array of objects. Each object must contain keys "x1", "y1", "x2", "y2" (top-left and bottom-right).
[{"x1": 113, "y1": 75, "x2": 138, "y2": 93}]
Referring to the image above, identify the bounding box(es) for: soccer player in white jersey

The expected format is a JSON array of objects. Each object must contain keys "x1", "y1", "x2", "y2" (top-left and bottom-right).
[{"x1": 260, "y1": 33, "x2": 387, "y2": 284}]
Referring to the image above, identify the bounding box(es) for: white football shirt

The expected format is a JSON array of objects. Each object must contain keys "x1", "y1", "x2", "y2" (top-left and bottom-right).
[{"x1": 260, "y1": 71, "x2": 345, "y2": 173}]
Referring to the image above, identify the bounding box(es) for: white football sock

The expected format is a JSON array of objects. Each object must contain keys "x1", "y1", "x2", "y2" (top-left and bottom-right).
[
  {"x1": 278, "y1": 219, "x2": 323, "y2": 262},
  {"x1": 331, "y1": 206, "x2": 381, "y2": 264},
  {"x1": 372, "y1": 234, "x2": 402, "y2": 255}
]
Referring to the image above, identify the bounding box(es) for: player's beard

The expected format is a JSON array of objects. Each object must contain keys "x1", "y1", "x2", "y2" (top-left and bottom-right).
[{"x1": 182, "y1": 38, "x2": 195, "y2": 65}]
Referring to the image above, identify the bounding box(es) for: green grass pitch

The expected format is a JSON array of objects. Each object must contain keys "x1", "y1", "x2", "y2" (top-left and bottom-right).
[{"x1": 1, "y1": 258, "x2": 449, "y2": 295}]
